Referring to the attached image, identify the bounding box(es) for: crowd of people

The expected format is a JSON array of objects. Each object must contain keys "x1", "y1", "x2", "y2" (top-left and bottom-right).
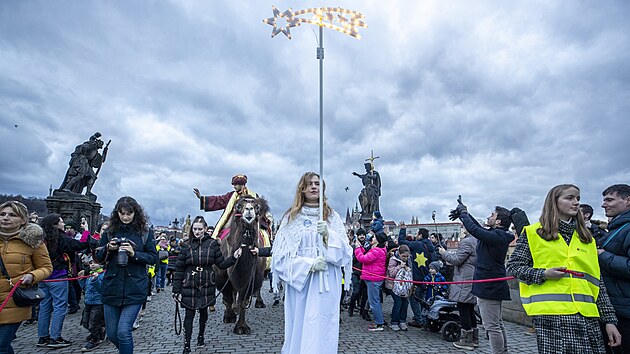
[{"x1": 1, "y1": 179, "x2": 629, "y2": 354}]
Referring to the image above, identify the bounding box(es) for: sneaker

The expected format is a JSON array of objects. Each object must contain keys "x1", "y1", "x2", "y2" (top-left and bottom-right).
[
  {"x1": 47, "y1": 337, "x2": 72, "y2": 348},
  {"x1": 81, "y1": 341, "x2": 101, "y2": 352},
  {"x1": 23, "y1": 318, "x2": 36, "y2": 326},
  {"x1": 389, "y1": 324, "x2": 400, "y2": 331},
  {"x1": 196, "y1": 336, "x2": 205, "y2": 347},
  {"x1": 139, "y1": 310, "x2": 146, "y2": 316},
  {"x1": 156, "y1": 288, "x2": 161, "y2": 293},
  {"x1": 36, "y1": 336, "x2": 50, "y2": 347},
  {"x1": 272, "y1": 300, "x2": 280, "y2": 307},
  {"x1": 132, "y1": 319, "x2": 140, "y2": 330},
  {"x1": 209, "y1": 305, "x2": 215, "y2": 312},
  {"x1": 399, "y1": 323, "x2": 408, "y2": 331},
  {"x1": 146, "y1": 295, "x2": 152, "y2": 302},
  {"x1": 367, "y1": 324, "x2": 384, "y2": 332}
]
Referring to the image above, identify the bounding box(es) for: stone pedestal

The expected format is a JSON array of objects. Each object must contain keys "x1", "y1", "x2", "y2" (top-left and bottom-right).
[
  {"x1": 360, "y1": 215, "x2": 372, "y2": 231},
  {"x1": 46, "y1": 189, "x2": 102, "y2": 233}
]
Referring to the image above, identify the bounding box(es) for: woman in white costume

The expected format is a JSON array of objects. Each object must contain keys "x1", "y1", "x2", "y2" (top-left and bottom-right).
[{"x1": 271, "y1": 172, "x2": 353, "y2": 354}]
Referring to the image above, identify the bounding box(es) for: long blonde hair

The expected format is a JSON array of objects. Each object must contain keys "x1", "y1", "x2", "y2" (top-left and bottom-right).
[
  {"x1": 537, "y1": 184, "x2": 592, "y2": 243},
  {"x1": 283, "y1": 172, "x2": 332, "y2": 224}
]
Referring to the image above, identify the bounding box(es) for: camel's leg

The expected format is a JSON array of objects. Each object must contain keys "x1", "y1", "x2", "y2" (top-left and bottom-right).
[
  {"x1": 254, "y1": 288, "x2": 266, "y2": 308},
  {"x1": 233, "y1": 291, "x2": 251, "y2": 335},
  {"x1": 222, "y1": 286, "x2": 237, "y2": 323}
]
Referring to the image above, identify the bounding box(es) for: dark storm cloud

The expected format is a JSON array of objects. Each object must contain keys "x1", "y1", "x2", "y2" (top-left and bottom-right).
[{"x1": 1, "y1": 1, "x2": 629, "y2": 226}]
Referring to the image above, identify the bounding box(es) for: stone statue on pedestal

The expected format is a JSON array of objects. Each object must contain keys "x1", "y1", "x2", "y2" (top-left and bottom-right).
[
  {"x1": 59, "y1": 132, "x2": 109, "y2": 196},
  {"x1": 352, "y1": 152, "x2": 381, "y2": 221}
]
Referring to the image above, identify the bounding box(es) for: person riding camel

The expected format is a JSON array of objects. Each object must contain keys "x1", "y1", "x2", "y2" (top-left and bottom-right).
[{"x1": 193, "y1": 175, "x2": 272, "y2": 266}]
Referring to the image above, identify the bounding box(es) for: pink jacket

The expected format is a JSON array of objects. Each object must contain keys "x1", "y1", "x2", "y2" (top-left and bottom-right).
[{"x1": 354, "y1": 246, "x2": 387, "y2": 282}]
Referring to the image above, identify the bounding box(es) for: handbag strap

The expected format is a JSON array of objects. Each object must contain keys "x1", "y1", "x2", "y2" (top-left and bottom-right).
[{"x1": 0, "y1": 255, "x2": 15, "y2": 286}]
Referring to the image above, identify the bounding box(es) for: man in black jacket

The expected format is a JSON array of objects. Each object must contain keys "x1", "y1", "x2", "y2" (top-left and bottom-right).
[
  {"x1": 450, "y1": 203, "x2": 513, "y2": 354},
  {"x1": 599, "y1": 184, "x2": 630, "y2": 353}
]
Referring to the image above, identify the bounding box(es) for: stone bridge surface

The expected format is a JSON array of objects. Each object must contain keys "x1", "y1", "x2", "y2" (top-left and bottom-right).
[{"x1": 12, "y1": 280, "x2": 538, "y2": 353}]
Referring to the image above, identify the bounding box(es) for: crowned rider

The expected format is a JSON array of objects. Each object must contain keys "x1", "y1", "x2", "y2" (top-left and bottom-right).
[{"x1": 193, "y1": 175, "x2": 271, "y2": 261}]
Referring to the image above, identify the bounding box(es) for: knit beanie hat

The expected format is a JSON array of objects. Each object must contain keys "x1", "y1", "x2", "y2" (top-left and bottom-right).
[
  {"x1": 375, "y1": 231, "x2": 388, "y2": 244},
  {"x1": 428, "y1": 261, "x2": 442, "y2": 272}
]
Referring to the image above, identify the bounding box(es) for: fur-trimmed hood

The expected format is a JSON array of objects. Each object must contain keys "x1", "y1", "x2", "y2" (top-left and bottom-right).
[{"x1": 18, "y1": 223, "x2": 44, "y2": 249}]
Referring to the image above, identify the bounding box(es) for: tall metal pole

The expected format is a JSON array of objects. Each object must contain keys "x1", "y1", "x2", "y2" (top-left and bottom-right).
[{"x1": 318, "y1": 24, "x2": 324, "y2": 221}]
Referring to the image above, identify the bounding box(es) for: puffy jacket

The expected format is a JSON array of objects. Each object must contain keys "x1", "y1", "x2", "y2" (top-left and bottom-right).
[
  {"x1": 0, "y1": 224, "x2": 52, "y2": 325},
  {"x1": 599, "y1": 208, "x2": 630, "y2": 318},
  {"x1": 94, "y1": 225, "x2": 158, "y2": 306},
  {"x1": 441, "y1": 235, "x2": 477, "y2": 304},
  {"x1": 385, "y1": 253, "x2": 411, "y2": 290},
  {"x1": 172, "y1": 234, "x2": 236, "y2": 310},
  {"x1": 355, "y1": 246, "x2": 386, "y2": 282},
  {"x1": 460, "y1": 212, "x2": 513, "y2": 301},
  {"x1": 79, "y1": 271, "x2": 104, "y2": 305}
]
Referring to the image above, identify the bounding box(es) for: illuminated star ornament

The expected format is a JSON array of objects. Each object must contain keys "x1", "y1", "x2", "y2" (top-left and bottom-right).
[{"x1": 263, "y1": 6, "x2": 367, "y2": 39}]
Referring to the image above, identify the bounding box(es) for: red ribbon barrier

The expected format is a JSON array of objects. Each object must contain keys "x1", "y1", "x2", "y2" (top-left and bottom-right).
[{"x1": 352, "y1": 266, "x2": 515, "y2": 285}]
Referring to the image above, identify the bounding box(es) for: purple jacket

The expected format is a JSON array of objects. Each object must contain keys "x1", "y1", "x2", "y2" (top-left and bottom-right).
[{"x1": 355, "y1": 246, "x2": 387, "y2": 282}]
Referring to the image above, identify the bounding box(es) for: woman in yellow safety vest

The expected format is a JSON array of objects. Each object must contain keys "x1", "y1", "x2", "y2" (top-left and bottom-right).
[{"x1": 507, "y1": 184, "x2": 621, "y2": 353}]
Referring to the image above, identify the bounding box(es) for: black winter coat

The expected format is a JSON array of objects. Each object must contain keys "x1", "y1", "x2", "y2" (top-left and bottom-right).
[
  {"x1": 599, "y1": 208, "x2": 630, "y2": 318},
  {"x1": 47, "y1": 229, "x2": 91, "y2": 276},
  {"x1": 460, "y1": 212, "x2": 513, "y2": 301},
  {"x1": 398, "y1": 228, "x2": 435, "y2": 281},
  {"x1": 94, "y1": 225, "x2": 158, "y2": 306},
  {"x1": 172, "y1": 234, "x2": 236, "y2": 310}
]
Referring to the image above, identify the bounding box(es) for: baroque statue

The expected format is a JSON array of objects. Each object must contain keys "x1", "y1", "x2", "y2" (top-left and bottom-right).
[
  {"x1": 352, "y1": 151, "x2": 381, "y2": 219},
  {"x1": 59, "y1": 132, "x2": 110, "y2": 196}
]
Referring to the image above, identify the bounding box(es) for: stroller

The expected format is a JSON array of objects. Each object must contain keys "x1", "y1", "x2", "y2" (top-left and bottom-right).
[{"x1": 421, "y1": 296, "x2": 483, "y2": 342}]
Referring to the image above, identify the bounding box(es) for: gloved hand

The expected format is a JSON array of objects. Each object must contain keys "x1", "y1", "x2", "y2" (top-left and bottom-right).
[
  {"x1": 317, "y1": 220, "x2": 329, "y2": 247},
  {"x1": 310, "y1": 256, "x2": 328, "y2": 272},
  {"x1": 448, "y1": 209, "x2": 460, "y2": 221},
  {"x1": 456, "y1": 203, "x2": 468, "y2": 215}
]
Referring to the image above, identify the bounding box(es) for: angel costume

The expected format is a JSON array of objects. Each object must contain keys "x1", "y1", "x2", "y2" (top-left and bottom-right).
[{"x1": 271, "y1": 206, "x2": 353, "y2": 354}]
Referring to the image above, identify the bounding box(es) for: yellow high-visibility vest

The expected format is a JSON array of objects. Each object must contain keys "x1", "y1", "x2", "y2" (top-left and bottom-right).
[{"x1": 520, "y1": 222, "x2": 600, "y2": 317}]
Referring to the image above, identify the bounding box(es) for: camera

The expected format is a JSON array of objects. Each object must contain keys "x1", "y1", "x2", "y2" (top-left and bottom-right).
[{"x1": 110, "y1": 237, "x2": 131, "y2": 267}]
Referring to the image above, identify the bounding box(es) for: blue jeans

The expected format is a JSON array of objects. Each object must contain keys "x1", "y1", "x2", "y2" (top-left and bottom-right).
[
  {"x1": 38, "y1": 280, "x2": 68, "y2": 339},
  {"x1": 104, "y1": 303, "x2": 142, "y2": 354},
  {"x1": 366, "y1": 280, "x2": 384, "y2": 325},
  {"x1": 157, "y1": 263, "x2": 168, "y2": 289},
  {"x1": 409, "y1": 285, "x2": 424, "y2": 322},
  {"x1": 391, "y1": 293, "x2": 409, "y2": 325},
  {"x1": 0, "y1": 322, "x2": 21, "y2": 354}
]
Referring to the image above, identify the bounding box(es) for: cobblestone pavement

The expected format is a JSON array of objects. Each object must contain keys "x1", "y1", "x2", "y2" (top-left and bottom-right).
[{"x1": 13, "y1": 280, "x2": 538, "y2": 354}]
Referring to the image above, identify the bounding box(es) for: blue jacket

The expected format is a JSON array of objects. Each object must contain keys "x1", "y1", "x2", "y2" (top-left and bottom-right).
[
  {"x1": 599, "y1": 208, "x2": 630, "y2": 318},
  {"x1": 371, "y1": 218, "x2": 384, "y2": 234},
  {"x1": 460, "y1": 212, "x2": 512, "y2": 301},
  {"x1": 398, "y1": 228, "x2": 435, "y2": 280},
  {"x1": 79, "y1": 272, "x2": 104, "y2": 305},
  {"x1": 94, "y1": 225, "x2": 158, "y2": 306},
  {"x1": 422, "y1": 273, "x2": 448, "y2": 300}
]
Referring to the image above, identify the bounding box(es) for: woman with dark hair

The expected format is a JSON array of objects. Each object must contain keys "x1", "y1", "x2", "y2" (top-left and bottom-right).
[
  {"x1": 37, "y1": 213, "x2": 91, "y2": 349},
  {"x1": 172, "y1": 216, "x2": 242, "y2": 354},
  {"x1": 0, "y1": 201, "x2": 52, "y2": 354},
  {"x1": 94, "y1": 196, "x2": 158, "y2": 354},
  {"x1": 507, "y1": 184, "x2": 621, "y2": 353}
]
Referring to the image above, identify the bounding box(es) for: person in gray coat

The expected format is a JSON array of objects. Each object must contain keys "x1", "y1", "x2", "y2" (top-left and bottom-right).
[{"x1": 439, "y1": 231, "x2": 478, "y2": 350}]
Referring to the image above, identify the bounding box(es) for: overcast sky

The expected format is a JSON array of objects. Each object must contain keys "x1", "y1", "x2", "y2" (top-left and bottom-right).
[{"x1": 1, "y1": 1, "x2": 629, "y2": 228}]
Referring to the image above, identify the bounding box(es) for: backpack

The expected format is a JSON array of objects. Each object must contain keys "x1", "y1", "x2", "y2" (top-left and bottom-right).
[
  {"x1": 392, "y1": 266, "x2": 413, "y2": 298},
  {"x1": 158, "y1": 249, "x2": 169, "y2": 261}
]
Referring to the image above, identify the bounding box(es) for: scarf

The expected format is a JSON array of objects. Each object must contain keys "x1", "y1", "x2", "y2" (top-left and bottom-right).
[
  {"x1": 558, "y1": 219, "x2": 576, "y2": 244},
  {"x1": 0, "y1": 229, "x2": 20, "y2": 241}
]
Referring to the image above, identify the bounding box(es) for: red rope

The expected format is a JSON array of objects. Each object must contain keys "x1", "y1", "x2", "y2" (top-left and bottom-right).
[
  {"x1": 0, "y1": 279, "x2": 24, "y2": 313},
  {"x1": 0, "y1": 272, "x2": 104, "y2": 313},
  {"x1": 352, "y1": 266, "x2": 514, "y2": 285}
]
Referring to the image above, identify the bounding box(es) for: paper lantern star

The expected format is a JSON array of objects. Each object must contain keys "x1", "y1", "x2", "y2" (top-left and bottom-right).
[
  {"x1": 263, "y1": 6, "x2": 299, "y2": 39},
  {"x1": 414, "y1": 252, "x2": 428, "y2": 268}
]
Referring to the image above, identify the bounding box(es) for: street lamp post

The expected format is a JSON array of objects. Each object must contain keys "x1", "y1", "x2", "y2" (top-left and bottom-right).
[{"x1": 263, "y1": 6, "x2": 367, "y2": 221}]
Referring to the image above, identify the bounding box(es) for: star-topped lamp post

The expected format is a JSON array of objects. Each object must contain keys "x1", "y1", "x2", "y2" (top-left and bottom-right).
[{"x1": 263, "y1": 6, "x2": 367, "y2": 221}]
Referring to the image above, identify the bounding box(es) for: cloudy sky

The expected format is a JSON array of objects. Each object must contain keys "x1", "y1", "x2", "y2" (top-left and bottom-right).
[{"x1": 1, "y1": 1, "x2": 629, "y2": 227}]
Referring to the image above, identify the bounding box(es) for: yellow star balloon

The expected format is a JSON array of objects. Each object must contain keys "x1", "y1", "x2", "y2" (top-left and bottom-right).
[{"x1": 414, "y1": 252, "x2": 427, "y2": 268}]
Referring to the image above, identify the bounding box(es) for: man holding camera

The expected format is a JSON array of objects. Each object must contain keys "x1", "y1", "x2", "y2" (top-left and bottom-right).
[{"x1": 449, "y1": 201, "x2": 514, "y2": 354}]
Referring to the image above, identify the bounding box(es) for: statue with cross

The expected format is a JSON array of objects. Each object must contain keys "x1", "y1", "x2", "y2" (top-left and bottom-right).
[{"x1": 352, "y1": 150, "x2": 382, "y2": 219}]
